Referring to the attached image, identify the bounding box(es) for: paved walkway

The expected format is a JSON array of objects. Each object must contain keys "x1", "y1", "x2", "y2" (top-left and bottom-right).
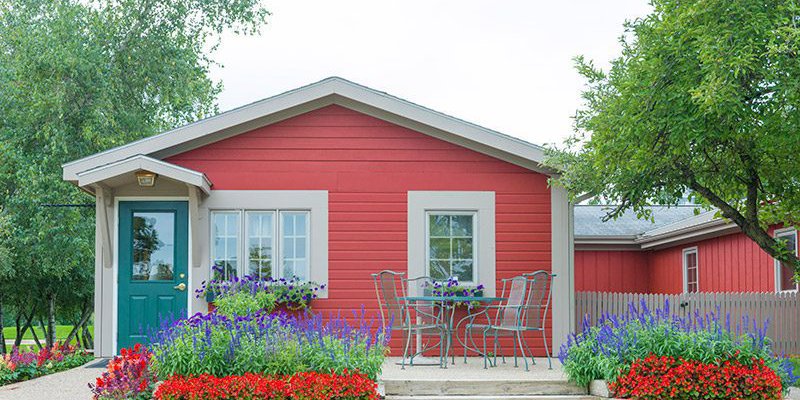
[{"x1": 0, "y1": 358, "x2": 106, "y2": 400}]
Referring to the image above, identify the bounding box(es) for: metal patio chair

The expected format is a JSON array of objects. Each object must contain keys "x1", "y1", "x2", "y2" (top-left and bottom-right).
[
  {"x1": 463, "y1": 275, "x2": 528, "y2": 369},
  {"x1": 371, "y1": 270, "x2": 447, "y2": 369},
  {"x1": 519, "y1": 270, "x2": 556, "y2": 369}
]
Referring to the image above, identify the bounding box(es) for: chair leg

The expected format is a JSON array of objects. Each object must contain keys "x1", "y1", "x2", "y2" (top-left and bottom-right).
[
  {"x1": 543, "y1": 330, "x2": 552, "y2": 370},
  {"x1": 521, "y1": 334, "x2": 535, "y2": 366},
  {"x1": 513, "y1": 333, "x2": 518, "y2": 367},
  {"x1": 482, "y1": 331, "x2": 488, "y2": 369},
  {"x1": 493, "y1": 331, "x2": 499, "y2": 367},
  {"x1": 515, "y1": 331, "x2": 529, "y2": 372},
  {"x1": 402, "y1": 329, "x2": 412, "y2": 370},
  {"x1": 463, "y1": 328, "x2": 468, "y2": 364}
]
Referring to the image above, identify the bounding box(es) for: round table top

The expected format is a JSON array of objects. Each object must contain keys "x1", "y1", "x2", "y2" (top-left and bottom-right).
[{"x1": 398, "y1": 295, "x2": 506, "y2": 302}]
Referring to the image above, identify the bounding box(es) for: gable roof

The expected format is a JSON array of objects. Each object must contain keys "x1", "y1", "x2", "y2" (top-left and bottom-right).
[
  {"x1": 76, "y1": 155, "x2": 212, "y2": 194},
  {"x1": 63, "y1": 77, "x2": 553, "y2": 182}
]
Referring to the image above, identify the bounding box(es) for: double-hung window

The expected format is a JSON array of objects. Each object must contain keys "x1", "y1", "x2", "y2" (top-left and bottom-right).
[
  {"x1": 211, "y1": 210, "x2": 310, "y2": 281},
  {"x1": 775, "y1": 228, "x2": 798, "y2": 292},
  {"x1": 682, "y1": 247, "x2": 699, "y2": 293},
  {"x1": 426, "y1": 211, "x2": 477, "y2": 283}
]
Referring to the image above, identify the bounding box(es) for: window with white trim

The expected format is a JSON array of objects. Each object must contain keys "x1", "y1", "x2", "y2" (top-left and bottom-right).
[
  {"x1": 682, "y1": 247, "x2": 699, "y2": 293},
  {"x1": 211, "y1": 210, "x2": 310, "y2": 281},
  {"x1": 426, "y1": 211, "x2": 477, "y2": 283},
  {"x1": 775, "y1": 229, "x2": 798, "y2": 292}
]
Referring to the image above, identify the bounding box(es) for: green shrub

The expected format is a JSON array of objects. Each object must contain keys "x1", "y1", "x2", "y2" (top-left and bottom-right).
[
  {"x1": 559, "y1": 300, "x2": 797, "y2": 390},
  {"x1": 213, "y1": 291, "x2": 276, "y2": 318},
  {"x1": 149, "y1": 311, "x2": 388, "y2": 381}
]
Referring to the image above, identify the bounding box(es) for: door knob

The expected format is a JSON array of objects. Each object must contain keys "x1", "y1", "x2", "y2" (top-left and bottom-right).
[{"x1": 174, "y1": 282, "x2": 187, "y2": 291}]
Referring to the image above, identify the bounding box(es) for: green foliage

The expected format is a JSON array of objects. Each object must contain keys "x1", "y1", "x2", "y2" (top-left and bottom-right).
[
  {"x1": 546, "y1": 0, "x2": 800, "y2": 269},
  {"x1": 149, "y1": 312, "x2": 388, "y2": 381},
  {"x1": 213, "y1": 291, "x2": 277, "y2": 318},
  {"x1": 0, "y1": 0, "x2": 268, "y2": 338}
]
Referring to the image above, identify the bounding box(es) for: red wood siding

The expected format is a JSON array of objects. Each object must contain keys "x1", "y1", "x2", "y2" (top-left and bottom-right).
[
  {"x1": 166, "y1": 105, "x2": 554, "y2": 355},
  {"x1": 576, "y1": 230, "x2": 778, "y2": 294},
  {"x1": 574, "y1": 250, "x2": 648, "y2": 292}
]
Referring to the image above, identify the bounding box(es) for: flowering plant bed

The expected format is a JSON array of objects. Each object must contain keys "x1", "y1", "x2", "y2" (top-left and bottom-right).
[
  {"x1": 558, "y1": 299, "x2": 797, "y2": 390},
  {"x1": 197, "y1": 269, "x2": 326, "y2": 312},
  {"x1": 89, "y1": 344, "x2": 155, "y2": 400},
  {"x1": 610, "y1": 354, "x2": 782, "y2": 400},
  {"x1": 0, "y1": 343, "x2": 93, "y2": 386},
  {"x1": 154, "y1": 371, "x2": 379, "y2": 400}
]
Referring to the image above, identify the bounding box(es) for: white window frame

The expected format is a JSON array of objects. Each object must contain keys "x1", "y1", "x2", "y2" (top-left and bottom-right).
[
  {"x1": 211, "y1": 209, "x2": 311, "y2": 280},
  {"x1": 201, "y1": 190, "x2": 328, "y2": 298},
  {"x1": 425, "y1": 211, "x2": 478, "y2": 284},
  {"x1": 408, "y1": 191, "x2": 496, "y2": 296},
  {"x1": 682, "y1": 246, "x2": 699, "y2": 294},
  {"x1": 774, "y1": 228, "x2": 798, "y2": 293}
]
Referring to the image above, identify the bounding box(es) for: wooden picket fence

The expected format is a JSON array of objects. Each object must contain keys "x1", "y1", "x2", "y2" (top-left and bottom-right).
[{"x1": 575, "y1": 291, "x2": 800, "y2": 355}]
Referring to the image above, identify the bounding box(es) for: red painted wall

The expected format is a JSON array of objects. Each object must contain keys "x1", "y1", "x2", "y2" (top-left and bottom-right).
[
  {"x1": 577, "y1": 230, "x2": 778, "y2": 294},
  {"x1": 574, "y1": 250, "x2": 648, "y2": 292},
  {"x1": 166, "y1": 105, "x2": 554, "y2": 355}
]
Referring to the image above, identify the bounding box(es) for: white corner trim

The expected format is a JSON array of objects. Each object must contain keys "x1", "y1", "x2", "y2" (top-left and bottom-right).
[
  {"x1": 407, "y1": 191, "x2": 496, "y2": 296},
  {"x1": 63, "y1": 77, "x2": 551, "y2": 181},
  {"x1": 77, "y1": 155, "x2": 212, "y2": 194},
  {"x1": 773, "y1": 227, "x2": 798, "y2": 293},
  {"x1": 198, "y1": 190, "x2": 329, "y2": 298},
  {"x1": 550, "y1": 185, "x2": 572, "y2": 352}
]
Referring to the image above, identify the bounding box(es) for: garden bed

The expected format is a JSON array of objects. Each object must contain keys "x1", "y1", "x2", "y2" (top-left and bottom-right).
[{"x1": 1, "y1": 343, "x2": 94, "y2": 386}]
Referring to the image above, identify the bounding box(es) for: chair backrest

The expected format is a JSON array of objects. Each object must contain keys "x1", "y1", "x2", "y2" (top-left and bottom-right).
[
  {"x1": 371, "y1": 270, "x2": 406, "y2": 329},
  {"x1": 403, "y1": 276, "x2": 438, "y2": 325},
  {"x1": 522, "y1": 270, "x2": 555, "y2": 330},
  {"x1": 497, "y1": 275, "x2": 528, "y2": 328}
]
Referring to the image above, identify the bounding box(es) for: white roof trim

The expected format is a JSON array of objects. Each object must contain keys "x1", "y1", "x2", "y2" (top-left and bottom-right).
[
  {"x1": 77, "y1": 155, "x2": 212, "y2": 195},
  {"x1": 63, "y1": 77, "x2": 552, "y2": 181}
]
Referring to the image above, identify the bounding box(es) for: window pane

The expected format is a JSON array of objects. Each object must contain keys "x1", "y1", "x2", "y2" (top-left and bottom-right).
[
  {"x1": 429, "y1": 238, "x2": 451, "y2": 259},
  {"x1": 132, "y1": 212, "x2": 175, "y2": 281},
  {"x1": 777, "y1": 232, "x2": 798, "y2": 291},
  {"x1": 247, "y1": 212, "x2": 274, "y2": 279},
  {"x1": 452, "y1": 238, "x2": 473, "y2": 260},
  {"x1": 280, "y1": 211, "x2": 309, "y2": 280},
  {"x1": 451, "y1": 215, "x2": 473, "y2": 236},
  {"x1": 429, "y1": 260, "x2": 449, "y2": 280},
  {"x1": 426, "y1": 212, "x2": 477, "y2": 283},
  {"x1": 429, "y1": 215, "x2": 449, "y2": 237},
  {"x1": 452, "y1": 260, "x2": 474, "y2": 282},
  {"x1": 211, "y1": 211, "x2": 240, "y2": 280}
]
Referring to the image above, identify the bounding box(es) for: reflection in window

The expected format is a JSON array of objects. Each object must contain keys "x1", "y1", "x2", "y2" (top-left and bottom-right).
[
  {"x1": 776, "y1": 230, "x2": 798, "y2": 292},
  {"x1": 281, "y1": 211, "x2": 309, "y2": 281},
  {"x1": 427, "y1": 212, "x2": 476, "y2": 283},
  {"x1": 212, "y1": 211, "x2": 240, "y2": 281},
  {"x1": 247, "y1": 211, "x2": 275, "y2": 280},
  {"x1": 132, "y1": 212, "x2": 175, "y2": 281}
]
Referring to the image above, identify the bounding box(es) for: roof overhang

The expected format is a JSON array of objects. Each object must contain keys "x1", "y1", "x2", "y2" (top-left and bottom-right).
[
  {"x1": 63, "y1": 77, "x2": 555, "y2": 183},
  {"x1": 76, "y1": 155, "x2": 212, "y2": 195}
]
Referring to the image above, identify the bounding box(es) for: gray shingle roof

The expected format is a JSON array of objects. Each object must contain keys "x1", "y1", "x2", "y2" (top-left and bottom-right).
[{"x1": 574, "y1": 205, "x2": 703, "y2": 237}]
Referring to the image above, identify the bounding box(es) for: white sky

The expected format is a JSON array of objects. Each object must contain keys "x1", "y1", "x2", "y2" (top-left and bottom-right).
[{"x1": 209, "y1": 1, "x2": 652, "y2": 147}]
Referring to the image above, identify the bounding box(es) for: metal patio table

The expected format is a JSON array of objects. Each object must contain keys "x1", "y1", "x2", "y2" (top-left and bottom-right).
[{"x1": 399, "y1": 295, "x2": 506, "y2": 368}]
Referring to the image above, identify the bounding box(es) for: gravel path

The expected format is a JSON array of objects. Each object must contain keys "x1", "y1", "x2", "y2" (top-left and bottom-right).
[{"x1": 0, "y1": 358, "x2": 107, "y2": 400}]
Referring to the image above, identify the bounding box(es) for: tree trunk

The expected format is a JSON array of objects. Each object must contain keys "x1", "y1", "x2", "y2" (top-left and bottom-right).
[
  {"x1": 46, "y1": 293, "x2": 56, "y2": 347},
  {"x1": 82, "y1": 324, "x2": 93, "y2": 350},
  {"x1": 0, "y1": 299, "x2": 6, "y2": 355},
  {"x1": 29, "y1": 323, "x2": 42, "y2": 350},
  {"x1": 64, "y1": 304, "x2": 92, "y2": 348},
  {"x1": 14, "y1": 308, "x2": 35, "y2": 348}
]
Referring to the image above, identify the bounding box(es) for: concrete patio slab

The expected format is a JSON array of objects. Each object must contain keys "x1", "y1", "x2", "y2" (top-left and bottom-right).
[{"x1": 0, "y1": 358, "x2": 106, "y2": 400}]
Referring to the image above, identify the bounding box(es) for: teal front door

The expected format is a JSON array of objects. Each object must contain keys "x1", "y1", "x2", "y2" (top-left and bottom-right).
[{"x1": 118, "y1": 201, "x2": 189, "y2": 351}]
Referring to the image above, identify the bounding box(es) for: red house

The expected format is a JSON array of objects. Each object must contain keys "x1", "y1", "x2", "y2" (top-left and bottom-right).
[
  {"x1": 574, "y1": 205, "x2": 798, "y2": 294},
  {"x1": 63, "y1": 78, "x2": 572, "y2": 358},
  {"x1": 64, "y1": 77, "x2": 796, "y2": 358}
]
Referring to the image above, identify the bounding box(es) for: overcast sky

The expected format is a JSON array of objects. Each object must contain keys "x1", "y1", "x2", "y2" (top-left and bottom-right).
[{"x1": 209, "y1": 1, "x2": 653, "y2": 147}]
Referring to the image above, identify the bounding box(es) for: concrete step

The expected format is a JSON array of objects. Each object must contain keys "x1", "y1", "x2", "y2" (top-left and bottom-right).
[
  {"x1": 386, "y1": 396, "x2": 598, "y2": 400},
  {"x1": 382, "y1": 379, "x2": 588, "y2": 397}
]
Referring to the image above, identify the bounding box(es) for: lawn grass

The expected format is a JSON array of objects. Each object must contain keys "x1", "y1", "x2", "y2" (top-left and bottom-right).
[{"x1": 2, "y1": 325, "x2": 93, "y2": 346}]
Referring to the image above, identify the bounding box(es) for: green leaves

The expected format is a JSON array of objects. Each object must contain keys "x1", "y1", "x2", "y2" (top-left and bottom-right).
[{"x1": 547, "y1": 0, "x2": 800, "y2": 269}]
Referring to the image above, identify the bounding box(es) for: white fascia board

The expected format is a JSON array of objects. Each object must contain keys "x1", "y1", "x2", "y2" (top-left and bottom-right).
[
  {"x1": 76, "y1": 155, "x2": 212, "y2": 194},
  {"x1": 63, "y1": 77, "x2": 553, "y2": 181},
  {"x1": 637, "y1": 220, "x2": 740, "y2": 250}
]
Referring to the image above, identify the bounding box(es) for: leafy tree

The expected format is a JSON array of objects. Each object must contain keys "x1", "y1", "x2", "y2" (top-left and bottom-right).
[
  {"x1": 0, "y1": 0, "x2": 268, "y2": 347},
  {"x1": 546, "y1": 0, "x2": 800, "y2": 272}
]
